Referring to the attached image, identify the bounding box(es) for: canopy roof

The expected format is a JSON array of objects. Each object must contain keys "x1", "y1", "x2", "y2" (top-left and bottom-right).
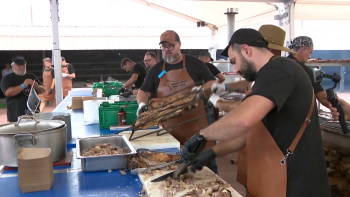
[{"x1": 0, "y1": 0, "x2": 349, "y2": 50}]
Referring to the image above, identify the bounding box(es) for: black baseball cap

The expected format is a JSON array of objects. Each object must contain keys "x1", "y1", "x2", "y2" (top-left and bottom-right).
[
  {"x1": 61, "y1": 57, "x2": 66, "y2": 61},
  {"x1": 12, "y1": 55, "x2": 27, "y2": 65},
  {"x1": 221, "y1": 28, "x2": 268, "y2": 57},
  {"x1": 199, "y1": 51, "x2": 214, "y2": 61}
]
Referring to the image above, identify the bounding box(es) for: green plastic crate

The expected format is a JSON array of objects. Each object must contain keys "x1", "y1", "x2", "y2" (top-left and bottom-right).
[
  {"x1": 98, "y1": 101, "x2": 138, "y2": 129},
  {"x1": 103, "y1": 82, "x2": 123, "y2": 97},
  {"x1": 92, "y1": 82, "x2": 104, "y2": 89}
]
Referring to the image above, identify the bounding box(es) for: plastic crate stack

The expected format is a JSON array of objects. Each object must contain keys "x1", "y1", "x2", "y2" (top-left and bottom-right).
[
  {"x1": 98, "y1": 101, "x2": 138, "y2": 129},
  {"x1": 92, "y1": 82, "x2": 124, "y2": 97}
]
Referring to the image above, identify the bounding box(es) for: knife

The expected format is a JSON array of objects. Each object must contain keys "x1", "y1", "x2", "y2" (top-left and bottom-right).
[
  {"x1": 130, "y1": 160, "x2": 178, "y2": 175},
  {"x1": 151, "y1": 135, "x2": 206, "y2": 182}
]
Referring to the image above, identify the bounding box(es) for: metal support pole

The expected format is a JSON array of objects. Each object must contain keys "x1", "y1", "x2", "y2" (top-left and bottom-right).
[
  {"x1": 341, "y1": 66, "x2": 345, "y2": 93},
  {"x1": 50, "y1": 0, "x2": 63, "y2": 105},
  {"x1": 283, "y1": 2, "x2": 295, "y2": 57},
  {"x1": 272, "y1": 1, "x2": 296, "y2": 57},
  {"x1": 225, "y1": 8, "x2": 238, "y2": 43}
]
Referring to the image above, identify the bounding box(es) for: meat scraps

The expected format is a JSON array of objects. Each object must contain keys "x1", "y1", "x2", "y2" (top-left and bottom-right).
[
  {"x1": 81, "y1": 143, "x2": 129, "y2": 157},
  {"x1": 134, "y1": 93, "x2": 198, "y2": 129},
  {"x1": 159, "y1": 175, "x2": 232, "y2": 197},
  {"x1": 128, "y1": 151, "x2": 180, "y2": 170},
  {"x1": 160, "y1": 177, "x2": 187, "y2": 197},
  {"x1": 119, "y1": 170, "x2": 126, "y2": 175},
  {"x1": 180, "y1": 179, "x2": 232, "y2": 197}
]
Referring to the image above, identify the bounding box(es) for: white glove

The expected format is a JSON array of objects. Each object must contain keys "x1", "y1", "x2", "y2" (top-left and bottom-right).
[
  {"x1": 211, "y1": 82, "x2": 226, "y2": 94},
  {"x1": 62, "y1": 73, "x2": 68, "y2": 77},
  {"x1": 191, "y1": 86, "x2": 202, "y2": 93},
  {"x1": 137, "y1": 102, "x2": 146, "y2": 117},
  {"x1": 209, "y1": 94, "x2": 222, "y2": 108}
]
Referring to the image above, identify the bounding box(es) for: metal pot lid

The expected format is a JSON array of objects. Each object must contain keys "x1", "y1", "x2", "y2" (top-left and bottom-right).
[
  {"x1": 33, "y1": 112, "x2": 70, "y2": 121},
  {"x1": 0, "y1": 117, "x2": 65, "y2": 135}
]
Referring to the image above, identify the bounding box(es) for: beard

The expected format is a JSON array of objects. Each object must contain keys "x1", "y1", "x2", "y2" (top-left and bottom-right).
[
  {"x1": 163, "y1": 51, "x2": 180, "y2": 64},
  {"x1": 236, "y1": 54, "x2": 257, "y2": 82},
  {"x1": 14, "y1": 69, "x2": 26, "y2": 76}
]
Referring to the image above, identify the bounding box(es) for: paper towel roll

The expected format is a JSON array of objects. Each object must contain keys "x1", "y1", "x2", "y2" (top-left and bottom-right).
[{"x1": 83, "y1": 100, "x2": 103, "y2": 125}]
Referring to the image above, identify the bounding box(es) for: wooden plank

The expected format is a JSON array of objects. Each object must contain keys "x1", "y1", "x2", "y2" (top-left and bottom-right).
[
  {"x1": 139, "y1": 166, "x2": 242, "y2": 197},
  {"x1": 120, "y1": 130, "x2": 180, "y2": 150}
]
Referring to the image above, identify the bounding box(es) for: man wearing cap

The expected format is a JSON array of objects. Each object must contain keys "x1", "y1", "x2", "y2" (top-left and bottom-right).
[
  {"x1": 181, "y1": 29, "x2": 330, "y2": 196},
  {"x1": 137, "y1": 30, "x2": 218, "y2": 173},
  {"x1": 143, "y1": 52, "x2": 157, "y2": 70},
  {"x1": 209, "y1": 25, "x2": 295, "y2": 112},
  {"x1": 1, "y1": 56, "x2": 45, "y2": 122},
  {"x1": 61, "y1": 57, "x2": 75, "y2": 98},
  {"x1": 119, "y1": 58, "x2": 148, "y2": 95},
  {"x1": 199, "y1": 51, "x2": 225, "y2": 83},
  {"x1": 288, "y1": 36, "x2": 331, "y2": 108}
]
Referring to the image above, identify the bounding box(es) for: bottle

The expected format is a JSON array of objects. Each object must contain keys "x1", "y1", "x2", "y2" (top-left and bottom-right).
[{"x1": 118, "y1": 107, "x2": 127, "y2": 125}]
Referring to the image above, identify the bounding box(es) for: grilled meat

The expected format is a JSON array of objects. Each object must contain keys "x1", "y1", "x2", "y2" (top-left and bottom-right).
[
  {"x1": 128, "y1": 151, "x2": 180, "y2": 170},
  {"x1": 134, "y1": 93, "x2": 198, "y2": 129},
  {"x1": 81, "y1": 143, "x2": 129, "y2": 157}
]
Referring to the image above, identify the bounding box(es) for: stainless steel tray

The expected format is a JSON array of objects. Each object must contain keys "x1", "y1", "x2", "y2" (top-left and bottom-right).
[{"x1": 76, "y1": 135, "x2": 136, "y2": 172}]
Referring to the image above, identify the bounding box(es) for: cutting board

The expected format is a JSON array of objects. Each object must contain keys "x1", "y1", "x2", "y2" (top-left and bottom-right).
[
  {"x1": 120, "y1": 129, "x2": 180, "y2": 150},
  {"x1": 139, "y1": 166, "x2": 242, "y2": 197}
]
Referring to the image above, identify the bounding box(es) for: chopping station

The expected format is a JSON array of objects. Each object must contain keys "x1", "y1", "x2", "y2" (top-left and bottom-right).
[{"x1": 0, "y1": 87, "x2": 241, "y2": 197}]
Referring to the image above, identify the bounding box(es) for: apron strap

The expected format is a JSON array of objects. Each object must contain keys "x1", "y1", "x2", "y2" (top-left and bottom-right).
[
  {"x1": 182, "y1": 54, "x2": 186, "y2": 69},
  {"x1": 288, "y1": 92, "x2": 315, "y2": 152},
  {"x1": 162, "y1": 60, "x2": 166, "y2": 71}
]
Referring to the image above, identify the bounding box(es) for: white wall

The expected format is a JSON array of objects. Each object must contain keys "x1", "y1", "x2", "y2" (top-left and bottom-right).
[{"x1": 294, "y1": 20, "x2": 350, "y2": 50}]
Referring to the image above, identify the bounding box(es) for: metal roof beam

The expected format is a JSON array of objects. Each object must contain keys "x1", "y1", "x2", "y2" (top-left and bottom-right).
[{"x1": 130, "y1": 0, "x2": 218, "y2": 30}]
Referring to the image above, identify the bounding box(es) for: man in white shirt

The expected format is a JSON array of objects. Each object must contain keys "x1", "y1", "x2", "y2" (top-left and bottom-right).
[{"x1": 2, "y1": 63, "x2": 13, "y2": 77}]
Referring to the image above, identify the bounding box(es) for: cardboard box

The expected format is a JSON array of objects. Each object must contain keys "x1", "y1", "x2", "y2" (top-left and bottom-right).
[
  {"x1": 82, "y1": 96, "x2": 94, "y2": 102},
  {"x1": 92, "y1": 89, "x2": 97, "y2": 97},
  {"x1": 18, "y1": 148, "x2": 54, "y2": 193},
  {"x1": 71, "y1": 96, "x2": 94, "y2": 110},
  {"x1": 71, "y1": 96, "x2": 83, "y2": 109}
]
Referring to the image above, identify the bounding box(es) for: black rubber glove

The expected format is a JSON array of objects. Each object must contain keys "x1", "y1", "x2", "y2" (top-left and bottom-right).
[
  {"x1": 181, "y1": 132, "x2": 207, "y2": 162},
  {"x1": 189, "y1": 149, "x2": 216, "y2": 172},
  {"x1": 48, "y1": 88, "x2": 53, "y2": 94},
  {"x1": 118, "y1": 88, "x2": 125, "y2": 95}
]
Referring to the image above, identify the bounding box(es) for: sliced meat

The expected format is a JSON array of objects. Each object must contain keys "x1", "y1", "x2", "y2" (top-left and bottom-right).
[{"x1": 135, "y1": 93, "x2": 198, "y2": 129}]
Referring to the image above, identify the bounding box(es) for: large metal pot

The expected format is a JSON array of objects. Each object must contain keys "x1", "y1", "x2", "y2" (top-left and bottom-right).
[
  {"x1": 0, "y1": 116, "x2": 67, "y2": 167},
  {"x1": 34, "y1": 112, "x2": 72, "y2": 142}
]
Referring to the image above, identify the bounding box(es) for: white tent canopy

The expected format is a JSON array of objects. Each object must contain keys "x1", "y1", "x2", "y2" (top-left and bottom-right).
[{"x1": 0, "y1": 0, "x2": 349, "y2": 50}]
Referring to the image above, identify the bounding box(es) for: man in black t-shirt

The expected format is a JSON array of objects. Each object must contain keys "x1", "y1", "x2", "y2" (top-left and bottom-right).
[
  {"x1": 119, "y1": 58, "x2": 147, "y2": 95},
  {"x1": 137, "y1": 30, "x2": 217, "y2": 173},
  {"x1": 198, "y1": 51, "x2": 225, "y2": 83},
  {"x1": 288, "y1": 36, "x2": 331, "y2": 108},
  {"x1": 1, "y1": 56, "x2": 45, "y2": 122},
  {"x1": 182, "y1": 29, "x2": 331, "y2": 197},
  {"x1": 143, "y1": 52, "x2": 157, "y2": 70}
]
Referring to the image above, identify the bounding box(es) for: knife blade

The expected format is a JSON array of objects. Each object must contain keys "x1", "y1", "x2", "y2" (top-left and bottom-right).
[
  {"x1": 130, "y1": 160, "x2": 178, "y2": 175},
  {"x1": 150, "y1": 171, "x2": 175, "y2": 182}
]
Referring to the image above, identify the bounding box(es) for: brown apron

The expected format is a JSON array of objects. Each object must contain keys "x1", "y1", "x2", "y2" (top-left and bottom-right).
[
  {"x1": 246, "y1": 93, "x2": 314, "y2": 197},
  {"x1": 62, "y1": 65, "x2": 72, "y2": 97},
  {"x1": 155, "y1": 54, "x2": 214, "y2": 150},
  {"x1": 38, "y1": 68, "x2": 55, "y2": 102},
  {"x1": 236, "y1": 90, "x2": 251, "y2": 186}
]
